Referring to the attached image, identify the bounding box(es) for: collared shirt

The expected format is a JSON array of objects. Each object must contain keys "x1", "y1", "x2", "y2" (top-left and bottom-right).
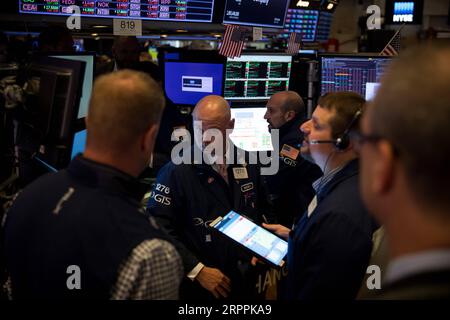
[
  {"x1": 312, "y1": 164, "x2": 346, "y2": 193},
  {"x1": 384, "y1": 249, "x2": 450, "y2": 285},
  {"x1": 111, "y1": 239, "x2": 183, "y2": 300}
]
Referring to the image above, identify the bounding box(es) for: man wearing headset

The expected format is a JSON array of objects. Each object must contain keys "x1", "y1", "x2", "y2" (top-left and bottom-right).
[{"x1": 262, "y1": 91, "x2": 378, "y2": 299}]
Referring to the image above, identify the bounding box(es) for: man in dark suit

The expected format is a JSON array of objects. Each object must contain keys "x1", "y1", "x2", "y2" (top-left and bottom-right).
[
  {"x1": 263, "y1": 91, "x2": 322, "y2": 227},
  {"x1": 359, "y1": 44, "x2": 450, "y2": 299},
  {"x1": 264, "y1": 92, "x2": 378, "y2": 299}
]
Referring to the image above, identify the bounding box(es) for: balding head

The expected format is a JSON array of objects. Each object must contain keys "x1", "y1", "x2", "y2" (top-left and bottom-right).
[
  {"x1": 272, "y1": 91, "x2": 305, "y2": 114},
  {"x1": 192, "y1": 95, "x2": 234, "y2": 153},
  {"x1": 265, "y1": 91, "x2": 305, "y2": 129},
  {"x1": 367, "y1": 43, "x2": 450, "y2": 214},
  {"x1": 192, "y1": 95, "x2": 231, "y2": 124},
  {"x1": 86, "y1": 70, "x2": 165, "y2": 155}
]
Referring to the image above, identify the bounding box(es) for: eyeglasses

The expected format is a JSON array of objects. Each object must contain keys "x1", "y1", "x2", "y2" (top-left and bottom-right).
[
  {"x1": 353, "y1": 132, "x2": 384, "y2": 146},
  {"x1": 352, "y1": 132, "x2": 400, "y2": 156}
]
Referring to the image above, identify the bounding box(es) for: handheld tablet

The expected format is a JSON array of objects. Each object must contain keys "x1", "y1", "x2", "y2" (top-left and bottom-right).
[{"x1": 209, "y1": 211, "x2": 288, "y2": 268}]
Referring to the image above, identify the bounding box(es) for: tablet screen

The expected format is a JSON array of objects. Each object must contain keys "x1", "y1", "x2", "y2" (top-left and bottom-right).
[{"x1": 210, "y1": 211, "x2": 288, "y2": 267}]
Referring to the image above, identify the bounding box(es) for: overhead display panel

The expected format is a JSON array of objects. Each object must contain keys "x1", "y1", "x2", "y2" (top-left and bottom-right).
[
  {"x1": 19, "y1": 0, "x2": 216, "y2": 23},
  {"x1": 223, "y1": 0, "x2": 290, "y2": 29}
]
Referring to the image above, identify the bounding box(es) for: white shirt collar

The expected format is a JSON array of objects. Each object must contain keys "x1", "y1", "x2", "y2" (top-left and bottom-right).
[{"x1": 385, "y1": 249, "x2": 450, "y2": 285}]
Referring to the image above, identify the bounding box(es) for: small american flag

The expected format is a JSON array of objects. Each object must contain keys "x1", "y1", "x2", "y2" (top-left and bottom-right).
[
  {"x1": 285, "y1": 32, "x2": 302, "y2": 55},
  {"x1": 380, "y1": 27, "x2": 403, "y2": 56},
  {"x1": 219, "y1": 24, "x2": 246, "y2": 58}
]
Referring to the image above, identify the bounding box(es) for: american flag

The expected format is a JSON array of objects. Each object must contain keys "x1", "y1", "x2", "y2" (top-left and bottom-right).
[
  {"x1": 285, "y1": 32, "x2": 302, "y2": 55},
  {"x1": 380, "y1": 28, "x2": 402, "y2": 56},
  {"x1": 219, "y1": 24, "x2": 245, "y2": 58}
]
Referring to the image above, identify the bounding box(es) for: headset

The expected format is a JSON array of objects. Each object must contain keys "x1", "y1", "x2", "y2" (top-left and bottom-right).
[{"x1": 310, "y1": 109, "x2": 362, "y2": 151}]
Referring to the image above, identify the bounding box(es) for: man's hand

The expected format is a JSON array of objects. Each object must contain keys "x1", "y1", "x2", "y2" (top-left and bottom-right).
[
  {"x1": 262, "y1": 223, "x2": 290, "y2": 240},
  {"x1": 196, "y1": 266, "x2": 231, "y2": 299}
]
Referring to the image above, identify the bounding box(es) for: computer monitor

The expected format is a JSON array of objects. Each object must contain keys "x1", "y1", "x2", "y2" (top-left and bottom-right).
[
  {"x1": 161, "y1": 49, "x2": 226, "y2": 107},
  {"x1": 385, "y1": 0, "x2": 424, "y2": 25},
  {"x1": 319, "y1": 54, "x2": 393, "y2": 100},
  {"x1": 50, "y1": 53, "x2": 94, "y2": 119},
  {"x1": 229, "y1": 107, "x2": 273, "y2": 152},
  {"x1": 27, "y1": 56, "x2": 85, "y2": 170},
  {"x1": 164, "y1": 61, "x2": 224, "y2": 106},
  {"x1": 225, "y1": 54, "x2": 292, "y2": 102},
  {"x1": 282, "y1": 8, "x2": 320, "y2": 42},
  {"x1": 223, "y1": 0, "x2": 290, "y2": 28}
]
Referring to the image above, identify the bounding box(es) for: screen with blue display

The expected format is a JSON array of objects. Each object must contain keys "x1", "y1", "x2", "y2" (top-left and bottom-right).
[
  {"x1": 282, "y1": 9, "x2": 319, "y2": 42},
  {"x1": 385, "y1": 0, "x2": 423, "y2": 24},
  {"x1": 71, "y1": 129, "x2": 87, "y2": 159},
  {"x1": 164, "y1": 62, "x2": 224, "y2": 106}
]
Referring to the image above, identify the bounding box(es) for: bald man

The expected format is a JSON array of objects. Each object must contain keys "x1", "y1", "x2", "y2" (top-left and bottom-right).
[
  {"x1": 3, "y1": 70, "x2": 183, "y2": 299},
  {"x1": 263, "y1": 91, "x2": 322, "y2": 227},
  {"x1": 147, "y1": 95, "x2": 269, "y2": 300}
]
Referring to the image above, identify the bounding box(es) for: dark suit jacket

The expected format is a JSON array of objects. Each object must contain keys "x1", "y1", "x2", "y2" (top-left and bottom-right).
[{"x1": 286, "y1": 159, "x2": 378, "y2": 299}]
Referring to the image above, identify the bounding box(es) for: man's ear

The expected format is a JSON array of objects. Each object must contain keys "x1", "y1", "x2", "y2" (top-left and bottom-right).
[
  {"x1": 229, "y1": 118, "x2": 235, "y2": 130},
  {"x1": 285, "y1": 110, "x2": 296, "y2": 122},
  {"x1": 372, "y1": 140, "x2": 396, "y2": 194},
  {"x1": 141, "y1": 124, "x2": 159, "y2": 154}
]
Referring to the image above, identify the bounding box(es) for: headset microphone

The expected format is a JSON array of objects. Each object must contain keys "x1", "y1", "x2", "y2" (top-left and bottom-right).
[{"x1": 309, "y1": 140, "x2": 337, "y2": 145}]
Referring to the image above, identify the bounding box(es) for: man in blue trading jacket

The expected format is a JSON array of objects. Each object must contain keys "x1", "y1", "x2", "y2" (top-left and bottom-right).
[
  {"x1": 264, "y1": 92, "x2": 378, "y2": 299},
  {"x1": 147, "y1": 95, "x2": 271, "y2": 300},
  {"x1": 263, "y1": 91, "x2": 322, "y2": 227},
  {"x1": 2, "y1": 71, "x2": 183, "y2": 299}
]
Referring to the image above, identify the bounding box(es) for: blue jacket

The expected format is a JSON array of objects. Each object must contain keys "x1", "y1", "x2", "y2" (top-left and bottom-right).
[
  {"x1": 286, "y1": 159, "x2": 378, "y2": 299},
  {"x1": 147, "y1": 146, "x2": 269, "y2": 299},
  {"x1": 3, "y1": 156, "x2": 170, "y2": 299}
]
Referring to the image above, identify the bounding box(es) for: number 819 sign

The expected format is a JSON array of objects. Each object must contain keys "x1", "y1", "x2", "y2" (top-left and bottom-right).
[{"x1": 113, "y1": 19, "x2": 142, "y2": 36}]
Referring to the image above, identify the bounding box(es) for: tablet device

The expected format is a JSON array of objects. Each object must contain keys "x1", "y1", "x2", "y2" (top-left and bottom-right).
[{"x1": 209, "y1": 211, "x2": 288, "y2": 268}]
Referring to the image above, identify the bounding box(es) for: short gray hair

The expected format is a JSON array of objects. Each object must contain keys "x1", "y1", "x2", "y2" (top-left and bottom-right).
[{"x1": 87, "y1": 70, "x2": 165, "y2": 152}]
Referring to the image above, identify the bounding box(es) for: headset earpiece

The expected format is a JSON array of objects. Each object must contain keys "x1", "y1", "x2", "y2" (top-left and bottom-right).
[{"x1": 334, "y1": 110, "x2": 362, "y2": 151}]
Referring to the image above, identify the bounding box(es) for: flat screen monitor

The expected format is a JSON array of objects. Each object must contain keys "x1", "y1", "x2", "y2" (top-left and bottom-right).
[
  {"x1": 385, "y1": 0, "x2": 423, "y2": 25},
  {"x1": 29, "y1": 56, "x2": 85, "y2": 170},
  {"x1": 164, "y1": 61, "x2": 224, "y2": 106},
  {"x1": 320, "y1": 54, "x2": 393, "y2": 100},
  {"x1": 282, "y1": 9, "x2": 319, "y2": 42},
  {"x1": 51, "y1": 54, "x2": 94, "y2": 119},
  {"x1": 223, "y1": 0, "x2": 290, "y2": 29},
  {"x1": 225, "y1": 54, "x2": 292, "y2": 102},
  {"x1": 229, "y1": 107, "x2": 273, "y2": 152},
  {"x1": 19, "y1": 0, "x2": 216, "y2": 23}
]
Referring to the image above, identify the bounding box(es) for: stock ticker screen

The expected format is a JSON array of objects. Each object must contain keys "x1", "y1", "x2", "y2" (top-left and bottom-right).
[
  {"x1": 223, "y1": 0, "x2": 290, "y2": 28},
  {"x1": 225, "y1": 55, "x2": 292, "y2": 101},
  {"x1": 19, "y1": 0, "x2": 215, "y2": 23},
  {"x1": 320, "y1": 56, "x2": 393, "y2": 100},
  {"x1": 282, "y1": 9, "x2": 319, "y2": 42}
]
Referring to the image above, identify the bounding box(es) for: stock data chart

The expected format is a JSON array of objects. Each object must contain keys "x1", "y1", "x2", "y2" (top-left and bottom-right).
[
  {"x1": 225, "y1": 55, "x2": 291, "y2": 101},
  {"x1": 19, "y1": 0, "x2": 215, "y2": 22},
  {"x1": 320, "y1": 56, "x2": 393, "y2": 98}
]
